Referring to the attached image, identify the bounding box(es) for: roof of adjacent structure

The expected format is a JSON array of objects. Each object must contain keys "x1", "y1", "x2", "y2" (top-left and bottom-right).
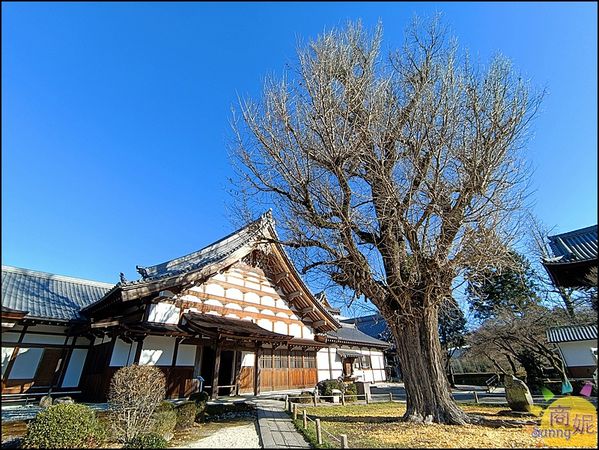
[
  {"x1": 546, "y1": 324, "x2": 598, "y2": 343},
  {"x1": 341, "y1": 313, "x2": 390, "y2": 341},
  {"x1": 545, "y1": 225, "x2": 598, "y2": 264},
  {"x1": 1, "y1": 265, "x2": 114, "y2": 322},
  {"x1": 326, "y1": 323, "x2": 390, "y2": 349},
  {"x1": 182, "y1": 312, "x2": 291, "y2": 341}
]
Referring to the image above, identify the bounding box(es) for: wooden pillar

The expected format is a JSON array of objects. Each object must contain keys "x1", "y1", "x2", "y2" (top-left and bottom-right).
[
  {"x1": 327, "y1": 346, "x2": 334, "y2": 379},
  {"x1": 133, "y1": 335, "x2": 145, "y2": 364},
  {"x1": 232, "y1": 350, "x2": 242, "y2": 396},
  {"x1": 254, "y1": 345, "x2": 262, "y2": 396},
  {"x1": 193, "y1": 345, "x2": 203, "y2": 378},
  {"x1": 56, "y1": 334, "x2": 77, "y2": 390},
  {"x1": 211, "y1": 342, "x2": 222, "y2": 400}
]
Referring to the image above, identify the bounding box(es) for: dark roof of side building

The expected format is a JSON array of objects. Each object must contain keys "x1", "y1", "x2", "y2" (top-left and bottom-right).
[
  {"x1": 326, "y1": 323, "x2": 390, "y2": 349},
  {"x1": 340, "y1": 313, "x2": 390, "y2": 341},
  {"x1": 546, "y1": 324, "x2": 598, "y2": 343},
  {"x1": 1, "y1": 265, "x2": 114, "y2": 322},
  {"x1": 545, "y1": 225, "x2": 597, "y2": 264}
]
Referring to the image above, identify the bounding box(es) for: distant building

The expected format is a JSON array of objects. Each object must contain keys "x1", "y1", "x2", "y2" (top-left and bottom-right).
[
  {"x1": 542, "y1": 224, "x2": 597, "y2": 289},
  {"x1": 546, "y1": 324, "x2": 597, "y2": 379},
  {"x1": 340, "y1": 313, "x2": 401, "y2": 380}
]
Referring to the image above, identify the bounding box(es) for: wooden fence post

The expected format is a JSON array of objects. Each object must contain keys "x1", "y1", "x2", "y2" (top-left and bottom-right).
[
  {"x1": 341, "y1": 434, "x2": 349, "y2": 448},
  {"x1": 315, "y1": 418, "x2": 323, "y2": 445},
  {"x1": 473, "y1": 391, "x2": 479, "y2": 404},
  {"x1": 293, "y1": 403, "x2": 298, "y2": 420},
  {"x1": 389, "y1": 392, "x2": 393, "y2": 402},
  {"x1": 313, "y1": 393, "x2": 317, "y2": 406},
  {"x1": 303, "y1": 409, "x2": 307, "y2": 429},
  {"x1": 341, "y1": 393, "x2": 346, "y2": 405},
  {"x1": 365, "y1": 393, "x2": 370, "y2": 404},
  {"x1": 285, "y1": 395, "x2": 288, "y2": 411}
]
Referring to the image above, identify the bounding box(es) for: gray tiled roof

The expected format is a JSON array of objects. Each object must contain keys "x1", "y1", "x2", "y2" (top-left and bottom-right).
[
  {"x1": 1, "y1": 265, "x2": 114, "y2": 322},
  {"x1": 546, "y1": 225, "x2": 597, "y2": 263},
  {"x1": 341, "y1": 313, "x2": 390, "y2": 341},
  {"x1": 326, "y1": 323, "x2": 390, "y2": 349},
  {"x1": 546, "y1": 324, "x2": 598, "y2": 343},
  {"x1": 134, "y1": 212, "x2": 272, "y2": 282}
]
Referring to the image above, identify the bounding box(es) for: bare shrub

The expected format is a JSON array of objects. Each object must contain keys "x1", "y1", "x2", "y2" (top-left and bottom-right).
[{"x1": 108, "y1": 365, "x2": 166, "y2": 442}]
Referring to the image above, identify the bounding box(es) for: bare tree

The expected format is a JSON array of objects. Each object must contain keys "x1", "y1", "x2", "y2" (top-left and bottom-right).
[
  {"x1": 232, "y1": 17, "x2": 542, "y2": 424},
  {"x1": 467, "y1": 304, "x2": 571, "y2": 389}
]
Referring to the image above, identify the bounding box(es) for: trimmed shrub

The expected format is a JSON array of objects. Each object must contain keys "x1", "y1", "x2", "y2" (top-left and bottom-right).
[
  {"x1": 23, "y1": 403, "x2": 106, "y2": 448},
  {"x1": 189, "y1": 390, "x2": 209, "y2": 420},
  {"x1": 152, "y1": 401, "x2": 177, "y2": 439},
  {"x1": 123, "y1": 432, "x2": 167, "y2": 449},
  {"x1": 108, "y1": 364, "x2": 166, "y2": 442},
  {"x1": 290, "y1": 391, "x2": 314, "y2": 404},
  {"x1": 316, "y1": 379, "x2": 344, "y2": 398},
  {"x1": 344, "y1": 383, "x2": 357, "y2": 402},
  {"x1": 175, "y1": 401, "x2": 197, "y2": 430}
]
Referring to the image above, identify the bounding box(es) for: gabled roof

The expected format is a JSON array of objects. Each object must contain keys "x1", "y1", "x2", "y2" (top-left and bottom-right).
[
  {"x1": 83, "y1": 212, "x2": 341, "y2": 333},
  {"x1": 546, "y1": 324, "x2": 597, "y2": 343},
  {"x1": 544, "y1": 225, "x2": 597, "y2": 264},
  {"x1": 326, "y1": 323, "x2": 390, "y2": 349},
  {"x1": 1, "y1": 265, "x2": 114, "y2": 322},
  {"x1": 315, "y1": 292, "x2": 340, "y2": 315},
  {"x1": 136, "y1": 215, "x2": 271, "y2": 281}
]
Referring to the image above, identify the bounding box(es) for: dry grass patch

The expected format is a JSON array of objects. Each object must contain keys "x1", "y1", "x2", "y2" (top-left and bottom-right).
[{"x1": 295, "y1": 402, "x2": 595, "y2": 448}]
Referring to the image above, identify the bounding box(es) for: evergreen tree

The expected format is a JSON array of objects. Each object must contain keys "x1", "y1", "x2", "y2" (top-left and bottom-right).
[{"x1": 466, "y1": 252, "x2": 540, "y2": 321}]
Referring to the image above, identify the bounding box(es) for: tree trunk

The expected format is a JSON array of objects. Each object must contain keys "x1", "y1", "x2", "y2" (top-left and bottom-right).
[{"x1": 390, "y1": 306, "x2": 470, "y2": 425}]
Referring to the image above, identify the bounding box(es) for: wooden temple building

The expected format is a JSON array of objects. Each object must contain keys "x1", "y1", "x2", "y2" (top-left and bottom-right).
[{"x1": 1, "y1": 213, "x2": 389, "y2": 402}]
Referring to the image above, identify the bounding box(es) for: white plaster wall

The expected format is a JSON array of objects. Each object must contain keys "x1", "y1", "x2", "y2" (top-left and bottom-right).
[
  {"x1": 289, "y1": 323, "x2": 302, "y2": 339},
  {"x1": 241, "y1": 351, "x2": 255, "y2": 367},
  {"x1": 226, "y1": 288, "x2": 244, "y2": 301},
  {"x1": 257, "y1": 319, "x2": 272, "y2": 331},
  {"x1": 3, "y1": 333, "x2": 19, "y2": 343},
  {"x1": 139, "y1": 336, "x2": 175, "y2": 366},
  {"x1": 274, "y1": 321, "x2": 288, "y2": 335},
  {"x1": 2, "y1": 347, "x2": 14, "y2": 377},
  {"x1": 303, "y1": 327, "x2": 314, "y2": 340},
  {"x1": 244, "y1": 292, "x2": 260, "y2": 304},
  {"x1": 61, "y1": 349, "x2": 88, "y2": 387},
  {"x1": 317, "y1": 348, "x2": 343, "y2": 381},
  {"x1": 176, "y1": 344, "x2": 196, "y2": 366},
  {"x1": 205, "y1": 283, "x2": 225, "y2": 297},
  {"x1": 558, "y1": 340, "x2": 598, "y2": 367},
  {"x1": 148, "y1": 302, "x2": 180, "y2": 324},
  {"x1": 110, "y1": 338, "x2": 137, "y2": 367},
  {"x1": 9, "y1": 348, "x2": 43, "y2": 379},
  {"x1": 261, "y1": 296, "x2": 276, "y2": 307},
  {"x1": 22, "y1": 334, "x2": 66, "y2": 345}
]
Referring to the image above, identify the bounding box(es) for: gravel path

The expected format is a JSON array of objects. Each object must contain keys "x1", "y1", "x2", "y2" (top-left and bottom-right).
[{"x1": 172, "y1": 421, "x2": 261, "y2": 448}]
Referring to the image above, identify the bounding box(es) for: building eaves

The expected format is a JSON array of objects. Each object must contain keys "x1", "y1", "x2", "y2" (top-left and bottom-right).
[{"x1": 546, "y1": 324, "x2": 598, "y2": 343}]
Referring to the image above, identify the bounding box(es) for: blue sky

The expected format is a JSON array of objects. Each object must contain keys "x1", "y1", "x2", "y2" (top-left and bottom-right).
[{"x1": 2, "y1": 2, "x2": 597, "y2": 301}]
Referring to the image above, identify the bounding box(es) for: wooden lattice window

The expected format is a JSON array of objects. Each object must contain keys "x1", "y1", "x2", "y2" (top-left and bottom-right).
[
  {"x1": 259, "y1": 351, "x2": 273, "y2": 369},
  {"x1": 290, "y1": 350, "x2": 303, "y2": 368},
  {"x1": 304, "y1": 351, "x2": 316, "y2": 368},
  {"x1": 274, "y1": 350, "x2": 288, "y2": 368}
]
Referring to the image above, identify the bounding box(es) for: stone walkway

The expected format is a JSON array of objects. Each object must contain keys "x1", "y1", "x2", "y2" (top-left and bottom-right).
[{"x1": 252, "y1": 399, "x2": 311, "y2": 449}]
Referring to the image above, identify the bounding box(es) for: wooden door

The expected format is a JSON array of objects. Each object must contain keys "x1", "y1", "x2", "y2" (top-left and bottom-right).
[{"x1": 33, "y1": 348, "x2": 63, "y2": 387}]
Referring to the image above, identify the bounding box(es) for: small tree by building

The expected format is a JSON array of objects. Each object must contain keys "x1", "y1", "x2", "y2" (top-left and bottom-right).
[{"x1": 108, "y1": 365, "x2": 166, "y2": 442}]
